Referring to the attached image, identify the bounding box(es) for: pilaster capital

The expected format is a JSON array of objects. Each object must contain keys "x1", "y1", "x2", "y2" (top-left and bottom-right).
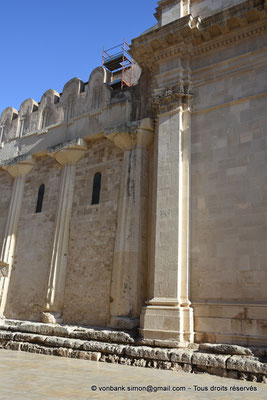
[
  {"x1": 105, "y1": 118, "x2": 154, "y2": 151},
  {"x1": 152, "y1": 83, "x2": 192, "y2": 115},
  {"x1": 105, "y1": 131, "x2": 133, "y2": 151},
  {"x1": 48, "y1": 138, "x2": 87, "y2": 166},
  {"x1": 2, "y1": 156, "x2": 35, "y2": 178}
]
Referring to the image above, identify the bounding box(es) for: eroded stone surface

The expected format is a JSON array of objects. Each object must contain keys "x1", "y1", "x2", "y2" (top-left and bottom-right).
[
  {"x1": 0, "y1": 321, "x2": 266, "y2": 383},
  {"x1": 199, "y1": 343, "x2": 253, "y2": 356}
]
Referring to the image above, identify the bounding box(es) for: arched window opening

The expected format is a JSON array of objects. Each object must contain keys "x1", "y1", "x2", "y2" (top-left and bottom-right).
[
  {"x1": 91, "y1": 172, "x2": 101, "y2": 205},
  {"x1": 36, "y1": 184, "x2": 45, "y2": 213}
]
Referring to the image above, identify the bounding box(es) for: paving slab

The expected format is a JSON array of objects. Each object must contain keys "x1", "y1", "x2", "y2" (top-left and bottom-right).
[{"x1": 0, "y1": 349, "x2": 266, "y2": 399}]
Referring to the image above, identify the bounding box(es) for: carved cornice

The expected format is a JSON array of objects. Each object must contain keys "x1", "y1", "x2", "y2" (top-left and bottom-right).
[
  {"x1": 193, "y1": 20, "x2": 267, "y2": 56},
  {"x1": 130, "y1": 0, "x2": 267, "y2": 68},
  {"x1": 2, "y1": 156, "x2": 35, "y2": 178},
  {"x1": 47, "y1": 138, "x2": 87, "y2": 166}
]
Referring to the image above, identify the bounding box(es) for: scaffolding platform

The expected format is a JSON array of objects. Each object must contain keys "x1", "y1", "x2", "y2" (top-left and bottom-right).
[
  {"x1": 109, "y1": 78, "x2": 122, "y2": 89},
  {"x1": 102, "y1": 40, "x2": 133, "y2": 89}
]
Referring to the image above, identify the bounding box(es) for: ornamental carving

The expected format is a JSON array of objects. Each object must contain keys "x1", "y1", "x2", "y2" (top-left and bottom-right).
[{"x1": 152, "y1": 84, "x2": 193, "y2": 114}]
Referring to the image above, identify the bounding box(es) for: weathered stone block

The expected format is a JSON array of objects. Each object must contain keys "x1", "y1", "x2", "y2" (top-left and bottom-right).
[
  {"x1": 170, "y1": 349, "x2": 193, "y2": 364},
  {"x1": 192, "y1": 352, "x2": 229, "y2": 369},
  {"x1": 227, "y1": 356, "x2": 267, "y2": 374}
]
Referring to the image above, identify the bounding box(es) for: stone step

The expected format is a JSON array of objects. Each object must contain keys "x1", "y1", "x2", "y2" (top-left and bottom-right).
[
  {"x1": 0, "y1": 319, "x2": 266, "y2": 383},
  {"x1": 0, "y1": 319, "x2": 136, "y2": 344}
]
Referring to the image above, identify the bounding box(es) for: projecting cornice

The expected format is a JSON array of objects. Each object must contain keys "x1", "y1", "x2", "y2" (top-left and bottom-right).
[{"x1": 130, "y1": 0, "x2": 267, "y2": 68}]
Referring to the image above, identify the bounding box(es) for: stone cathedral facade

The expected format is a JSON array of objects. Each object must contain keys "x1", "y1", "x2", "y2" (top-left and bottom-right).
[{"x1": 0, "y1": 0, "x2": 266, "y2": 347}]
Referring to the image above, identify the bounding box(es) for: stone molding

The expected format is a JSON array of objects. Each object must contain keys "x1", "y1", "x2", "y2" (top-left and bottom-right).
[
  {"x1": 152, "y1": 85, "x2": 193, "y2": 114},
  {"x1": 47, "y1": 138, "x2": 87, "y2": 166},
  {"x1": 2, "y1": 157, "x2": 35, "y2": 178},
  {"x1": 130, "y1": 0, "x2": 267, "y2": 69}
]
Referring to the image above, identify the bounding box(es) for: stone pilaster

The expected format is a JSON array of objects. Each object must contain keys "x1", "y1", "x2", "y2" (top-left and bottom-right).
[
  {"x1": 43, "y1": 140, "x2": 87, "y2": 324},
  {"x1": 0, "y1": 158, "x2": 35, "y2": 317},
  {"x1": 140, "y1": 87, "x2": 194, "y2": 343},
  {"x1": 106, "y1": 119, "x2": 154, "y2": 330}
]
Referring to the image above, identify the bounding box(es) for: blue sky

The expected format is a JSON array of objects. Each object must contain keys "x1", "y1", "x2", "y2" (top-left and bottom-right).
[{"x1": 0, "y1": 0, "x2": 157, "y2": 114}]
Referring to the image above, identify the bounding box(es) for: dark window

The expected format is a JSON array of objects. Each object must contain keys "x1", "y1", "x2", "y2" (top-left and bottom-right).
[
  {"x1": 91, "y1": 172, "x2": 101, "y2": 205},
  {"x1": 36, "y1": 184, "x2": 45, "y2": 213}
]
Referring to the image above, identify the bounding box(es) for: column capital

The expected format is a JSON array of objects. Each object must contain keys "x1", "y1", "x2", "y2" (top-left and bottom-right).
[
  {"x1": 152, "y1": 84, "x2": 192, "y2": 115},
  {"x1": 48, "y1": 138, "x2": 87, "y2": 166},
  {"x1": 2, "y1": 156, "x2": 35, "y2": 178},
  {"x1": 105, "y1": 118, "x2": 154, "y2": 151}
]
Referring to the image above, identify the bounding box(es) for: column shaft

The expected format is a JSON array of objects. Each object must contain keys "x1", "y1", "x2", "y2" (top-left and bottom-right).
[
  {"x1": 140, "y1": 103, "x2": 194, "y2": 342},
  {"x1": 44, "y1": 163, "x2": 76, "y2": 321},
  {"x1": 0, "y1": 159, "x2": 35, "y2": 317},
  {"x1": 109, "y1": 146, "x2": 149, "y2": 329},
  {"x1": 0, "y1": 176, "x2": 25, "y2": 316}
]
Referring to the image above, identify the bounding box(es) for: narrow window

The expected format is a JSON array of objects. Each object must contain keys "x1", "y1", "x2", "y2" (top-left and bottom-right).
[
  {"x1": 91, "y1": 172, "x2": 101, "y2": 205},
  {"x1": 36, "y1": 184, "x2": 45, "y2": 213}
]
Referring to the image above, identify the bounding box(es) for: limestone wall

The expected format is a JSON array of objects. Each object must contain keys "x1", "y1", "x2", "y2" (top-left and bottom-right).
[
  {"x1": 191, "y1": 0, "x2": 243, "y2": 18},
  {"x1": 191, "y1": 33, "x2": 267, "y2": 344},
  {"x1": 5, "y1": 158, "x2": 61, "y2": 321},
  {"x1": 63, "y1": 140, "x2": 123, "y2": 326}
]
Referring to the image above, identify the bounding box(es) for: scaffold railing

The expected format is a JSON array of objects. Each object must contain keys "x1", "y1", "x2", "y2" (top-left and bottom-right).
[{"x1": 102, "y1": 39, "x2": 133, "y2": 89}]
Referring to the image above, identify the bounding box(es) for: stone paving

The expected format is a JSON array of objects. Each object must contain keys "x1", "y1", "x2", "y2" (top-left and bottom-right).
[{"x1": 0, "y1": 349, "x2": 266, "y2": 400}]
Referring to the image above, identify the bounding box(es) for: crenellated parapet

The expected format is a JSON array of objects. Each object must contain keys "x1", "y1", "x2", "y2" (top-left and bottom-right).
[
  {"x1": 0, "y1": 67, "x2": 116, "y2": 147},
  {"x1": 0, "y1": 63, "x2": 145, "y2": 166}
]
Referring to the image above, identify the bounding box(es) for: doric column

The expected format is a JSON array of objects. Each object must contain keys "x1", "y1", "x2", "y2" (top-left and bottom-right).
[
  {"x1": 106, "y1": 118, "x2": 154, "y2": 329},
  {"x1": 140, "y1": 85, "x2": 194, "y2": 343},
  {"x1": 42, "y1": 140, "x2": 87, "y2": 324},
  {"x1": 0, "y1": 158, "x2": 35, "y2": 317}
]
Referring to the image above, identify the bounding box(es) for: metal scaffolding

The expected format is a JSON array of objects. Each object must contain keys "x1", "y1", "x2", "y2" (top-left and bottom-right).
[{"x1": 102, "y1": 39, "x2": 133, "y2": 89}]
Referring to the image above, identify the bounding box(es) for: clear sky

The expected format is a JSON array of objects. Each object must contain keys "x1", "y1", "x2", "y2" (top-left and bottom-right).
[{"x1": 0, "y1": 0, "x2": 157, "y2": 115}]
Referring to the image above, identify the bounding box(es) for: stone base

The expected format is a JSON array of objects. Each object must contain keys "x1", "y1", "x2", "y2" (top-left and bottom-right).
[
  {"x1": 140, "y1": 305, "x2": 194, "y2": 342},
  {"x1": 108, "y1": 317, "x2": 139, "y2": 330},
  {"x1": 0, "y1": 319, "x2": 266, "y2": 383},
  {"x1": 42, "y1": 312, "x2": 63, "y2": 325},
  {"x1": 193, "y1": 303, "x2": 267, "y2": 347}
]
